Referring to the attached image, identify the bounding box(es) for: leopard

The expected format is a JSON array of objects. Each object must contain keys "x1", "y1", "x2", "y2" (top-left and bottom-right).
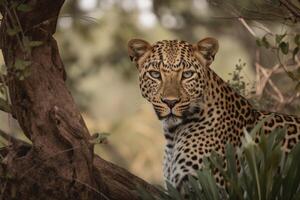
[{"x1": 127, "y1": 38, "x2": 300, "y2": 192}]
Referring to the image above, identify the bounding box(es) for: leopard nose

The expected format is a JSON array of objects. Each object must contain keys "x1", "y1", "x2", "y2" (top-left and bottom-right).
[{"x1": 161, "y1": 98, "x2": 180, "y2": 109}]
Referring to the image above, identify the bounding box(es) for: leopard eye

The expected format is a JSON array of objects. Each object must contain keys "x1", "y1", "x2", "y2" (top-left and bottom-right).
[
  {"x1": 182, "y1": 71, "x2": 194, "y2": 79},
  {"x1": 149, "y1": 71, "x2": 161, "y2": 79}
]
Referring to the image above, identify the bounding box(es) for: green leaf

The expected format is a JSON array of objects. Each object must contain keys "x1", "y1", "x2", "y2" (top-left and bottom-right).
[
  {"x1": 22, "y1": 36, "x2": 31, "y2": 52},
  {"x1": 276, "y1": 34, "x2": 286, "y2": 43},
  {"x1": 0, "y1": 98, "x2": 11, "y2": 113},
  {"x1": 287, "y1": 71, "x2": 296, "y2": 81},
  {"x1": 23, "y1": 37, "x2": 43, "y2": 49},
  {"x1": 14, "y1": 58, "x2": 31, "y2": 70},
  {"x1": 197, "y1": 170, "x2": 220, "y2": 200},
  {"x1": 244, "y1": 145, "x2": 261, "y2": 200},
  {"x1": 208, "y1": 152, "x2": 226, "y2": 177},
  {"x1": 187, "y1": 175, "x2": 205, "y2": 199},
  {"x1": 225, "y1": 144, "x2": 238, "y2": 182},
  {"x1": 136, "y1": 185, "x2": 157, "y2": 200},
  {"x1": 166, "y1": 181, "x2": 183, "y2": 200},
  {"x1": 294, "y1": 34, "x2": 300, "y2": 46},
  {"x1": 17, "y1": 4, "x2": 32, "y2": 12},
  {"x1": 282, "y1": 144, "x2": 300, "y2": 199},
  {"x1": 293, "y1": 47, "x2": 299, "y2": 58},
  {"x1": 90, "y1": 132, "x2": 110, "y2": 144},
  {"x1": 270, "y1": 0, "x2": 280, "y2": 6},
  {"x1": 224, "y1": 144, "x2": 243, "y2": 199},
  {"x1": 29, "y1": 41, "x2": 43, "y2": 47},
  {"x1": 6, "y1": 27, "x2": 21, "y2": 36},
  {"x1": 23, "y1": 68, "x2": 31, "y2": 78},
  {"x1": 262, "y1": 36, "x2": 270, "y2": 49},
  {"x1": 249, "y1": 115, "x2": 273, "y2": 137},
  {"x1": 256, "y1": 39, "x2": 262, "y2": 47},
  {"x1": 279, "y1": 42, "x2": 289, "y2": 54},
  {"x1": 295, "y1": 82, "x2": 300, "y2": 92},
  {"x1": 10, "y1": 1, "x2": 18, "y2": 8}
]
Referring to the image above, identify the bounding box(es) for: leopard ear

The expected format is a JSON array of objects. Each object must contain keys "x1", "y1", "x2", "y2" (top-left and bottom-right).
[
  {"x1": 193, "y1": 37, "x2": 219, "y2": 67},
  {"x1": 128, "y1": 39, "x2": 151, "y2": 63}
]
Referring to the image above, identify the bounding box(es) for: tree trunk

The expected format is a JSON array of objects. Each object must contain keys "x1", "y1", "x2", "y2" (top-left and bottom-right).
[{"x1": 0, "y1": 1, "x2": 159, "y2": 199}]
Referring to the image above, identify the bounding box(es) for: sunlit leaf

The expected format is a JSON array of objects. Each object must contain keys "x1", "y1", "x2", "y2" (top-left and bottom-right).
[
  {"x1": 6, "y1": 27, "x2": 21, "y2": 36},
  {"x1": 276, "y1": 34, "x2": 286, "y2": 43},
  {"x1": 262, "y1": 36, "x2": 270, "y2": 49},
  {"x1": 29, "y1": 41, "x2": 43, "y2": 47},
  {"x1": 17, "y1": 4, "x2": 32, "y2": 12},
  {"x1": 0, "y1": 97, "x2": 10, "y2": 113},
  {"x1": 14, "y1": 58, "x2": 31, "y2": 70},
  {"x1": 89, "y1": 132, "x2": 109, "y2": 144}
]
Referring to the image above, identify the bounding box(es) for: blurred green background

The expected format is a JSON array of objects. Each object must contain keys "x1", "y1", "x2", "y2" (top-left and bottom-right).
[{"x1": 1, "y1": 0, "x2": 299, "y2": 185}]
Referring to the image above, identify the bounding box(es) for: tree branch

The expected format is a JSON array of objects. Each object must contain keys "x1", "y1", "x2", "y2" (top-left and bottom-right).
[
  {"x1": 0, "y1": 98, "x2": 11, "y2": 114},
  {"x1": 0, "y1": 0, "x2": 159, "y2": 199},
  {"x1": 279, "y1": 0, "x2": 300, "y2": 20}
]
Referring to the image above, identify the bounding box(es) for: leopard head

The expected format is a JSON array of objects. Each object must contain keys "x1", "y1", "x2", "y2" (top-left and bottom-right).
[{"x1": 128, "y1": 38, "x2": 219, "y2": 121}]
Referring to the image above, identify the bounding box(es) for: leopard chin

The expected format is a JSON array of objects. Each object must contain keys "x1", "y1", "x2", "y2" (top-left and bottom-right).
[{"x1": 162, "y1": 115, "x2": 183, "y2": 129}]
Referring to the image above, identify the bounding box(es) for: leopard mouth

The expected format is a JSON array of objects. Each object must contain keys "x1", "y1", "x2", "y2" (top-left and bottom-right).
[
  {"x1": 165, "y1": 113, "x2": 181, "y2": 119},
  {"x1": 153, "y1": 103, "x2": 188, "y2": 119},
  {"x1": 161, "y1": 108, "x2": 186, "y2": 120},
  {"x1": 154, "y1": 109, "x2": 182, "y2": 120}
]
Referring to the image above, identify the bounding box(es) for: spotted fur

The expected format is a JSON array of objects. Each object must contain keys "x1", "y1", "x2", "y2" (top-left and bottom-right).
[{"x1": 128, "y1": 38, "x2": 300, "y2": 191}]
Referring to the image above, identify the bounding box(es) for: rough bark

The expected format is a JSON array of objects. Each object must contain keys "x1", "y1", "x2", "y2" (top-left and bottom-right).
[{"x1": 0, "y1": 0, "x2": 159, "y2": 199}]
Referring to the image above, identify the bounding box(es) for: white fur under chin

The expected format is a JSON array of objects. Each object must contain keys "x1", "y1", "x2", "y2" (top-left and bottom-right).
[{"x1": 162, "y1": 116, "x2": 183, "y2": 130}]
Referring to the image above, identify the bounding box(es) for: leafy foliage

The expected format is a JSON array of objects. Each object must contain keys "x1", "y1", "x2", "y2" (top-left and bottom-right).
[
  {"x1": 256, "y1": 32, "x2": 300, "y2": 89},
  {"x1": 227, "y1": 59, "x2": 254, "y2": 97},
  {"x1": 0, "y1": 1, "x2": 37, "y2": 113},
  {"x1": 138, "y1": 120, "x2": 300, "y2": 200},
  {"x1": 90, "y1": 132, "x2": 110, "y2": 144}
]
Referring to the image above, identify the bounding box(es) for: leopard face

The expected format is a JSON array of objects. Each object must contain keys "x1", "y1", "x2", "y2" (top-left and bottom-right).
[{"x1": 128, "y1": 38, "x2": 219, "y2": 121}]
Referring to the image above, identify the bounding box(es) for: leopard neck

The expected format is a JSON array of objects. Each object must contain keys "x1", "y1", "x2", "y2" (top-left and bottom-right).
[
  {"x1": 162, "y1": 117, "x2": 182, "y2": 149},
  {"x1": 202, "y1": 68, "x2": 252, "y2": 111},
  {"x1": 161, "y1": 68, "x2": 254, "y2": 147}
]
